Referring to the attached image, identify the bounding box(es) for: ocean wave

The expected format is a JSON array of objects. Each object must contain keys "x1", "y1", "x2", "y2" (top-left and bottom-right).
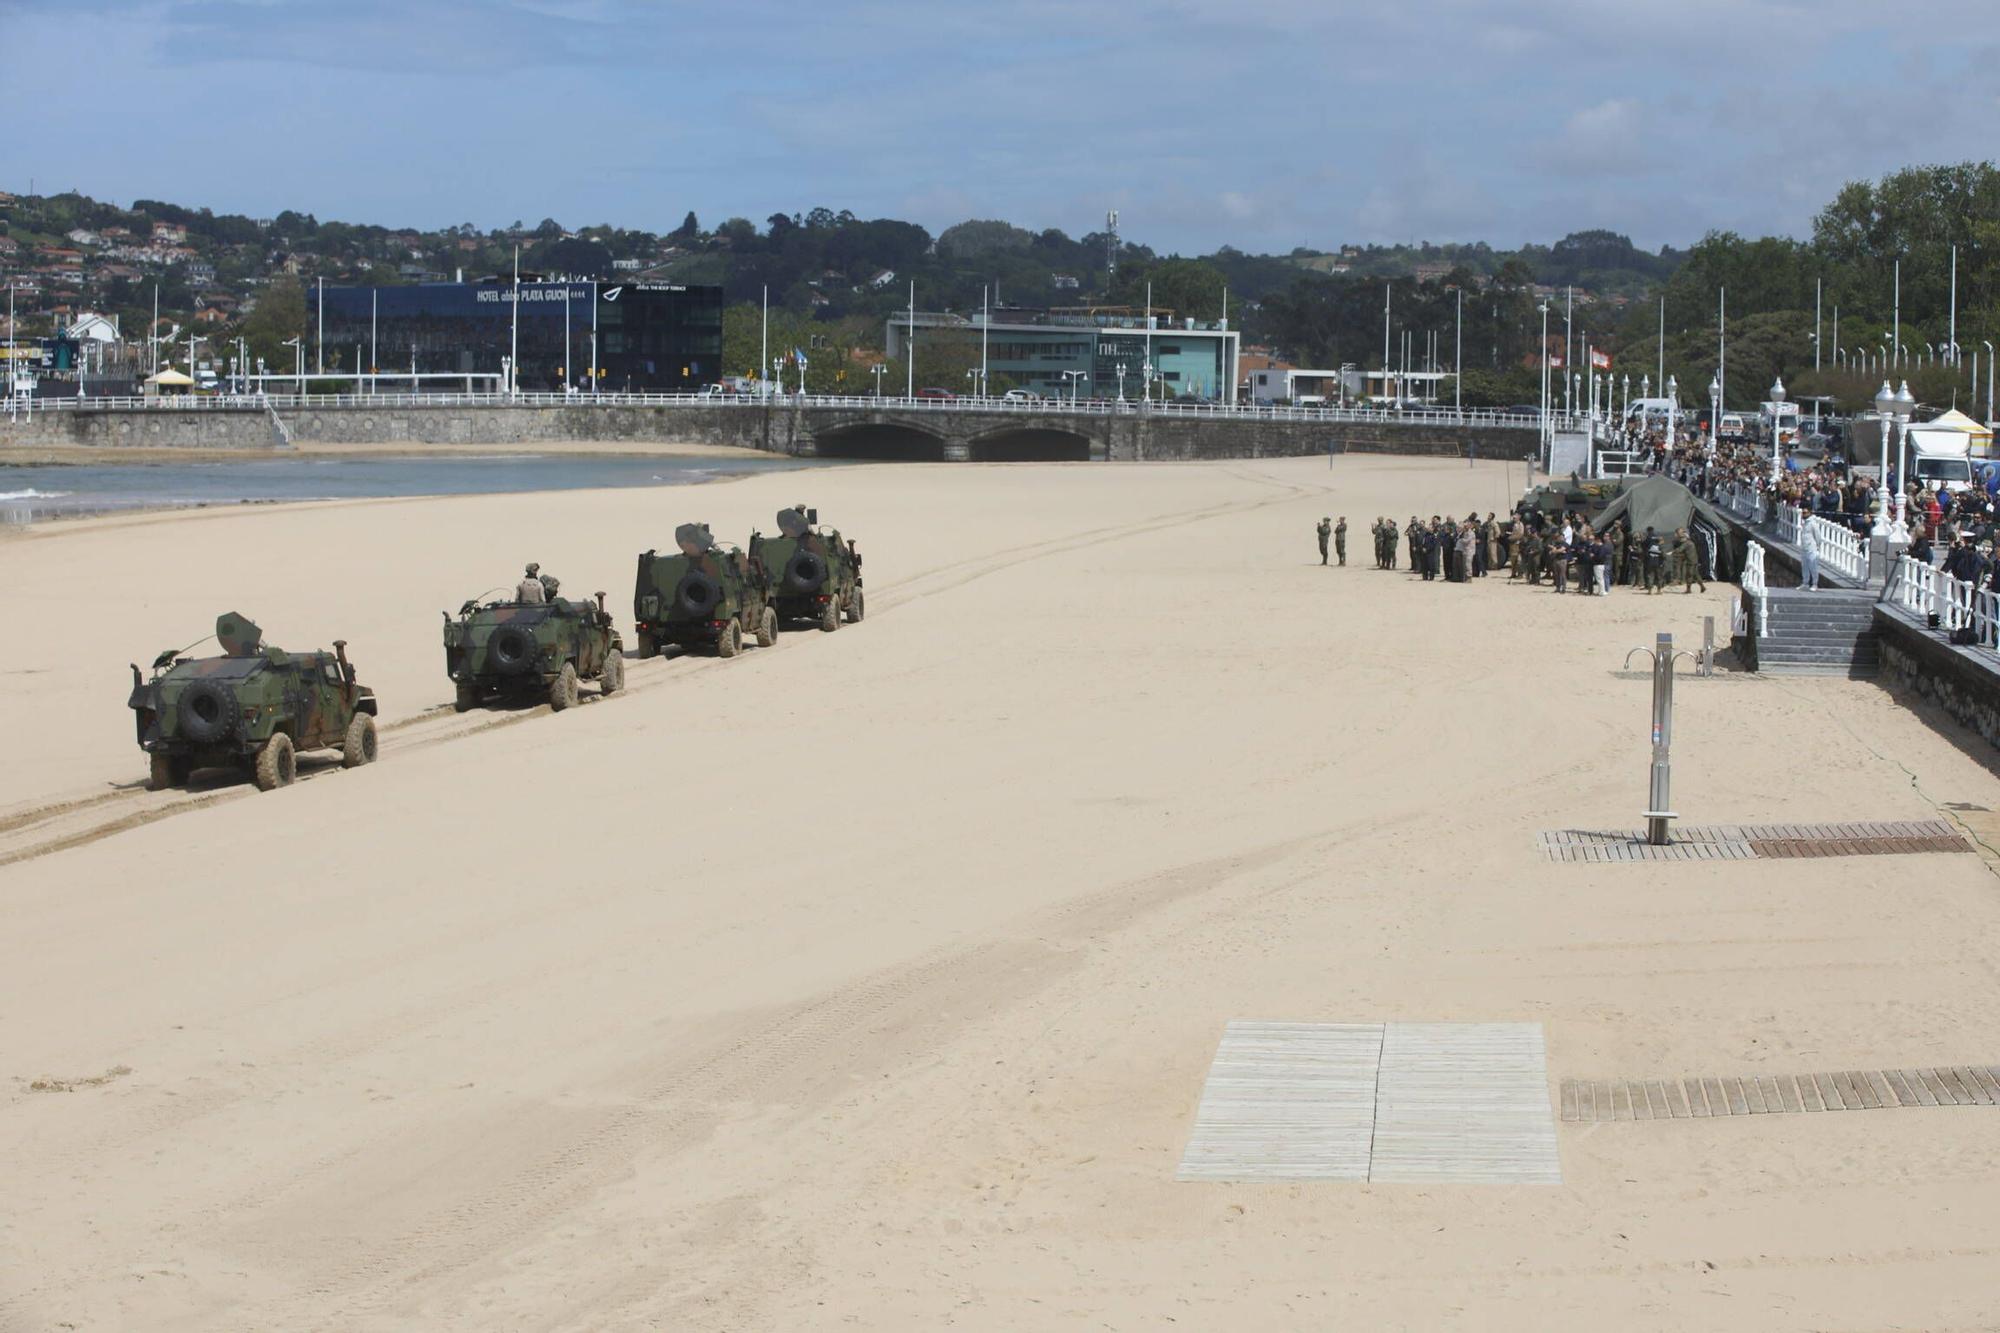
[{"x1": 0, "y1": 489, "x2": 73, "y2": 501}]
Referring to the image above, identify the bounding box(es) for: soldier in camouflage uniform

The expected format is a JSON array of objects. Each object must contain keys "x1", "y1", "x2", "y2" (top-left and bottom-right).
[
  {"x1": 1317, "y1": 516, "x2": 1332, "y2": 565},
  {"x1": 1670, "y1": 527, "x2": 1707, "y2": 593}
]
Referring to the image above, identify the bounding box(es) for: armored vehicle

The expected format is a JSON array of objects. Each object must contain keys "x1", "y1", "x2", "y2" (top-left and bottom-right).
[
  {"x1": 633, "y1": 522, "x2": 776, "y2": 658},
  {"x1": 748, "y1": 506, "x2": 864, "y2": 632},
  {"x1": 443, "y1": 585, "x2": 624, "y2": 713},
  {"x1": 128, "y1": 612, "x2": 379, "y2": 793}
]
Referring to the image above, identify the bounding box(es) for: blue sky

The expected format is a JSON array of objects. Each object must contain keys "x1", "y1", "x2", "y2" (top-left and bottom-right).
[{"x1": 3, "y1": 0, "x2": 1995, "y2": 253}]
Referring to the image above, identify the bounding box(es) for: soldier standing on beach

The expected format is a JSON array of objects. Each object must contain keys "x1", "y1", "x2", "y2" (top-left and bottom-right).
[
  {"x1": 1317, "y1": 516, "x2": 1332, "y2": 565},
  {"x1": 1671, "y1": 527, "x2": 1707, "y2": 593},
  {"x1": 1334, "y1": 517, "x2": 1347, "y2": 566},
  {"x1": 1384, "y1": 517, "x2": 1399, "y2": 569},
  {"x1": 1642, "y1": 527, "x2": 1667, "y2": 594}
]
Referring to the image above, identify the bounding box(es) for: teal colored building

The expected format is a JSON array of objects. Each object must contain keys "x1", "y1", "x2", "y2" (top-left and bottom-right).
[{"x1": 887, "y1": 311, "x2": 1239, "y2": 403}]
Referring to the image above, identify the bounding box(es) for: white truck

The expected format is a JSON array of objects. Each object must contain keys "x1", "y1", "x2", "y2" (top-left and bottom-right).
[
  {"x1": 1758, "y1": 399, "x2": 1802, "y2": 448},
  {"x1": 1849, "y1": 415, "x2": 1976, "y2": 494}
]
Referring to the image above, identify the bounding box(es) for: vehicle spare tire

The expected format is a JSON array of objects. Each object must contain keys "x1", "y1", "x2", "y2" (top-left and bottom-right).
[
  {"x1": 176, "y1": 679, "x2": 238, "y2": 745},
  {"x1": 489, "y1": 625, "x2": 538, "y2": 675},
  {"x1": 676, "y1": 570, "x2": 722, "y2": 618},
  {"x1": 783, "y1": 549, "x2": 828, "y2": 592}
]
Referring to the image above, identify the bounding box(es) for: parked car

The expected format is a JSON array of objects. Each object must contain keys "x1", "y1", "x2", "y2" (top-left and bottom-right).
[
  {"x1": 1001, "y1": 388, "x2": 1042, "y2": 403},
  {"x1": 914, "y1": 387, "x2": 955, "y2": 400}
]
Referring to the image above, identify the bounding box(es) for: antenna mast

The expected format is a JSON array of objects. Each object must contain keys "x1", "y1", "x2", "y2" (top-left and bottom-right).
[{"x1": 1105, "y1": 210, "x2": 1119, "y2": 278}]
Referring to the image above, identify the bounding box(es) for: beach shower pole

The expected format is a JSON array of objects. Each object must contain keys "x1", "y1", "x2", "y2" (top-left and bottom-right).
[{"x1": 1625, "y1": 632, "x2": 1694, "y2": 845}]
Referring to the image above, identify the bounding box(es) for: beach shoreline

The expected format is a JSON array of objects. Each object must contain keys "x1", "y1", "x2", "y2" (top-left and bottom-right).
[{"x1": 0, "y1": 436, "x2": 774, "y2": 467}]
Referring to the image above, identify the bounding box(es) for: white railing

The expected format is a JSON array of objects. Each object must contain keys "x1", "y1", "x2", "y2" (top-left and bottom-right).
[
  {"x1": 1595, "y1": 449, "x2": 1647, "y2": 478},
  {"x1": 1885, "y1": 554, "x2": 2000, "y2": 650},
  {"x1": 7, "y1": 389, "x2": 1569, "y2": 433},
  {"x1": 1777, "y1": 504, "x2": 1867, "y2": 585},
  {"x1": 1716, "y1": 479, "x2": 1767, "y2": 524},
  {"x1": 1742, "y1": 542, "x2": 1769, "y2": 637}
]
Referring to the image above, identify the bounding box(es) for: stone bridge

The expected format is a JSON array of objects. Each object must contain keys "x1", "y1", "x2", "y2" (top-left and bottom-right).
[{"x1": 3, "y1": 399, "x2": 1543, "y2": 465}]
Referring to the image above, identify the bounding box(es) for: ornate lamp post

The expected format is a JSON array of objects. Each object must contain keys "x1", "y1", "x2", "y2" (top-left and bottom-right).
[
  {"x1": 1768, "y1": 375, "x2": 1786, "y2": 486},
  {"x1": 1665, "y1": 374, "x2": 1678, "y2": 458},
  {"x1": 1708, "y1": 373, "x2": 1721, "y2": 460},
  {"x1": 1892, "y1": 379, "x2": 1916, "y2": 539},
  {"x1": 1871, "y1": 380, "x2": 1896, "y2": 540}
]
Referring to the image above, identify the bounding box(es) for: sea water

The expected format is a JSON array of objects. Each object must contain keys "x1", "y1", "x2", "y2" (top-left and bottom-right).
[{"x1": 0, "y1": 453, "x2": 830, "y2": 525}]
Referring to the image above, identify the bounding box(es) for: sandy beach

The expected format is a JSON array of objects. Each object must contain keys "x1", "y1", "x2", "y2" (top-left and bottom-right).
[{"x1": 4, "y1": 453, "x2": 2000, "y2": 1331}]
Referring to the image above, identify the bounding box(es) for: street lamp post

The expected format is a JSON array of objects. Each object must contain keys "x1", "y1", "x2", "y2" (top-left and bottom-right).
[
  {"x1": 283, "y1": 336, "x2": 303, "y2": 395},
  {"x1": 1768, "y1": 375, "x2": 1786, "y2": 486},
  {"x1": 1708, "y1": 374, "x2": 1720, "y2": 461},
  {"x1": 871, "y1": 364, "x2": 886, "y2": 398},
  {"x1": 1115, "y1": 362, "x2": 1127, "y2": 402},
  {"x1": 1665, "y1": 374, "x2": 1678, "y2": 461},
  {"x1": 1537, "y1": 301, "x2": 1550, "y2": 454},
  {"x1": 1892, "y1": 380, "x2": 1915, "y2": 538},
  {"x1": 1986, "y1": 341, "x2": 1996, "y2": 425}
]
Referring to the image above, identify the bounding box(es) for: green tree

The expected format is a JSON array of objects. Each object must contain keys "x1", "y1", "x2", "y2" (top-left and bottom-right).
[{"x1": 239, "y1": 275, "x2": 306, "y2": 371}]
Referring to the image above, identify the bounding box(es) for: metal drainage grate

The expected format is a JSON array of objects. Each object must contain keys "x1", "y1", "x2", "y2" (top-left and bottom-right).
[
  {"x1": 1539, "y1": 820, "x2": 1969, "y2": 863},
  {"x1": 1560, "y1": 1065, "x2": 2000, "y2": 1122}
]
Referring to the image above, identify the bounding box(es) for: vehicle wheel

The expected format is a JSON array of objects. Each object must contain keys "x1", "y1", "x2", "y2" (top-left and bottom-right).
[
  {"x1": 755, "y1": 606, "x2": 778, "y2": 648},
  {"x1": 784, "y1": 549, "x2": 828, "y2": 592},
  {"x1": 675, "y1": 571, "x2": 722, "y2": 618},
  {"x1": 253, "y1": 733, "x2": 296, "y2": 792},
  {"x1": 844, "y1": 587, "x2": 865, "y2": 624},
  {"x1": 147, "y1": 753, "x2": 177, "y2": 792},
  {"x1": 342, "y1": 713, "x2": 378, "y2": 768},
  {"x1": 490, "y1": 625, "x2": 538, "y2": 675},
  {"x1": 454, "y1": 681, "x2": 481, "y2": 712},
  {"x1": 819, "y1": 597, "x2": 841, "y2": 633},
  {"x1": 600, "y1": 651, "x2": 624, "y2": 696},
  {"x1": 635, "y1": 629, "x2": 658, "y2": 660},
  {"x1": 177, "y1": 679, "x2": 239, "y2": 745},
  {"x1": 716, "y1": 617, "x2": 743, "y2": 658},
  {"x1": 549, "y1": 662, "x2": 578, "y2": 711}
]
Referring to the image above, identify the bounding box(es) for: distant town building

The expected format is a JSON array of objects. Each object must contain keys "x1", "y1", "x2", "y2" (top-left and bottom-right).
[
  {"x1": 308, "y1": 279, "x2": 724, "y2": 392},
  {"x1": 65, "y1": 312, "x2": 120, "y2": 343},
  {"x1": 887, "y1": 308, "x2": 1240, "y2": 403},
  {"x1": 868, "y1": 269, "x2": 897, "y2": 289},
  {"x1": 1050, "y1": 274, "x2": 1080, "y2": 290}
]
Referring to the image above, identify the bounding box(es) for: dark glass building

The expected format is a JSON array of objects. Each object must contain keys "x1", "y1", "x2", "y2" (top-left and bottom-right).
[{"x1": 308, "y1": 280, "x2": 723, "y2": 392}]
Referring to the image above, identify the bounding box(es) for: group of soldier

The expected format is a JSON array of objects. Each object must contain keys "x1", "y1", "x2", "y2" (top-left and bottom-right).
[{"x1": 1319, "y1": 513, "x2": 1708, "y2": 593}]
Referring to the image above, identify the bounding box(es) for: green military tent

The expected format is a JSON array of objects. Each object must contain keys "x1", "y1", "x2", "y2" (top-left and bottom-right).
[{"x1": 1589, "y1": 474, "x2": 1737, "y2": 582}]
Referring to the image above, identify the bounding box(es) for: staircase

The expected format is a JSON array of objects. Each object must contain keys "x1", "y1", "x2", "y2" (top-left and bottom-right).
[
  {"x1": 1755, "y1": 588, "x2": 1880, "y2": 676},
  {"x1": 264, "y1": 398, "x2": 295, "y2": 449}
]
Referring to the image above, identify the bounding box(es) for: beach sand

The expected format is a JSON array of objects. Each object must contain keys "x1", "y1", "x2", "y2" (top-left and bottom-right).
[{"x1": 3, "y1": 454, "x2": 1999, "y2": 1330}]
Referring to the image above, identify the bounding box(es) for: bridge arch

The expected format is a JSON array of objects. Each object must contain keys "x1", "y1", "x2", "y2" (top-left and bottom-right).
[
  {"x1": 963, "y1": 425, "x2": 1096, "y2": 462},
  {"x1": 811, "y1": 421, "x2": 950, "y2": 461}
]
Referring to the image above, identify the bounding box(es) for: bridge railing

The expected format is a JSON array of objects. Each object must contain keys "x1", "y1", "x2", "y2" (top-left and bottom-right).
[{"x1": 9, "y1": 389, "x2": 1572, "y2": 433}]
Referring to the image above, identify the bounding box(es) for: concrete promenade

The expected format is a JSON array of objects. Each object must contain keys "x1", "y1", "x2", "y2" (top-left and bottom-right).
[{"x1": 2, "y1": 393, "x2": 1555, "y2": 463}]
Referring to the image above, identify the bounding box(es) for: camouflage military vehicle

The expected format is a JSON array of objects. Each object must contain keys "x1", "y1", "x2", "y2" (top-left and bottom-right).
[
  {"x1": 128, "y1": 612, "x2": 379, "y2": 793},
  {"x1": 632, "y1": 522, "x2": 776, "y2": 658},
  {"x1": 748, "y1": 505, "x2": 864, "y2": 632},
  {"x1": 442, "y1": 586, "x2": 624, "y2": 713}
]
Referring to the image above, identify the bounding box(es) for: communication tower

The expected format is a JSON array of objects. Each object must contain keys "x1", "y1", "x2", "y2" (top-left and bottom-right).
[{"x1": 1105, "y1": 210, "x2": 1119, "y2": 277}]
